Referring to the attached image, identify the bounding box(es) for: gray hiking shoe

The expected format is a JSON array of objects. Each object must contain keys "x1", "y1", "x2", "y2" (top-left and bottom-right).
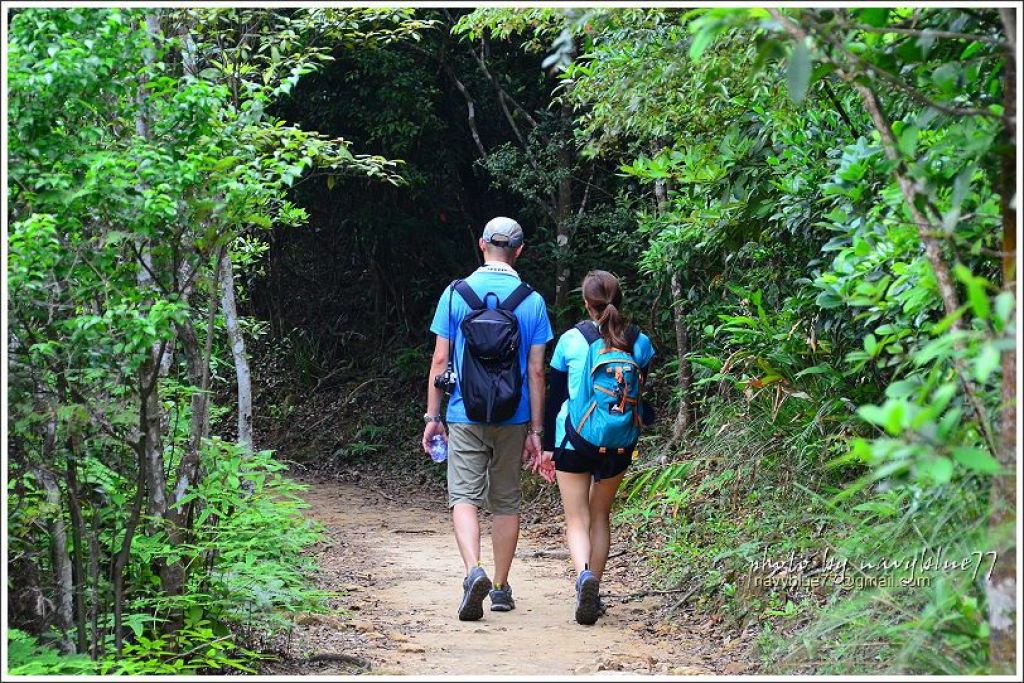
[
  {"x1": 575, "y1": 570, "x2": 600, "y2": 625},
  {"x1": 458, "y1": 566, "x2": 492, "y2": 621},
  {"x1": 489, "y1": 583, "x2": 515, "y2": 612}
]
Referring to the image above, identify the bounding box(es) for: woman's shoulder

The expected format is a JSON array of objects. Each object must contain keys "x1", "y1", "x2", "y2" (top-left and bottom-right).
[
  {"x1": 554, "y1": 322, "x2": 594, "y2": 354},
  {"x1": 558, "y1": 321, "x2": 592, "y2": 344}
]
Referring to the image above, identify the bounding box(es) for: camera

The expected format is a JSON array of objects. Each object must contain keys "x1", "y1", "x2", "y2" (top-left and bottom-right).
[{"x1": 433, "y1": 368, "x2": 457, "y2": 394}]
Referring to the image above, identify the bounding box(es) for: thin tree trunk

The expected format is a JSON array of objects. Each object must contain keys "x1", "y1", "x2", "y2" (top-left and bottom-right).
[
  {"x1": 87, "y1": 508, "x2": 102, "y2": 658},
  {"x1": 654, "y1": 176, "x2": 693, "y2": 443},
  {"x1": 38, "y1": 445, "x2": 75, "y2": 654},
  {"x1": 64, "y1": 446, "x2": 89, "y2": 654},
  {"x1": 112, "y1": 466, "x2": 145, "y2": 655},
  {"x1": 554, "y1": 103, "x2": 573, "y2": 330},
  {"x1": 669, "y1": 271, "x2": 693, "y2": 442},
  {"x1": 170, "y1": 249, "x2": 224, "y2": 527},
  {"x1": 138, "y1": 348, "x2": 185, "y2": 605},
  {"x1": 987, "y1": 9, "x2": 1017, "y2": 671},
  {"x1": 220, "y1": 254, "x2": 253, "y2": 453}
]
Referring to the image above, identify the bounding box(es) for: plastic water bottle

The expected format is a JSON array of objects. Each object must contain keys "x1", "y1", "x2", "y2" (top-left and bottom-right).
[{"x1": 429, "y1": 434, "x2": 448, "y2": 463}]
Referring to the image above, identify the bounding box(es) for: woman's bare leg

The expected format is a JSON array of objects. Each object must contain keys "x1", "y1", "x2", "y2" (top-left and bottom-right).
[
  {"x1": 588, "y1": 471, "x2": 625, "y2": 580},
  {"x1": 556, "y1": 470, "x2": 593, "y2": 574}
]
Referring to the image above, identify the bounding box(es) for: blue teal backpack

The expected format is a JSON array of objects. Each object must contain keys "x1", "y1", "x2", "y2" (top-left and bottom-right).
[{"x1": 562, "y1": 321, "x2": 645, "y2": 457}]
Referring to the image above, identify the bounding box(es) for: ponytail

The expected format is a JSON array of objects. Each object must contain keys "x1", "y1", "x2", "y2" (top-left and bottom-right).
[
  {"x1": 582, "y1": 270, "x2": 631, "y2": 350},
  {"x1": 597, "y1": 302, "x2": 629, "y2": 350}
]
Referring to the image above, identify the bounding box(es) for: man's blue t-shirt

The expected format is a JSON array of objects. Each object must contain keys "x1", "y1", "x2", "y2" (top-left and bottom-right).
[
  {"x1": 550, "y1": 321, "x2": 656, "y2": 450},
  {"x1": 430, "y1": 265, "x2": 553, "y2": 424}
]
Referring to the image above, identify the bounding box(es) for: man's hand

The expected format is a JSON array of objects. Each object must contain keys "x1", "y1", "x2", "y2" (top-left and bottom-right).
[
  {"x1": 522, "y1": 432, "x2": 542, "y2": 462},
  {"x1": 523, "y1": 440, "x2": 555, "y2": 484},
  {"x1": 422, "y1": 420, "x2": 447, "y2": 455}
]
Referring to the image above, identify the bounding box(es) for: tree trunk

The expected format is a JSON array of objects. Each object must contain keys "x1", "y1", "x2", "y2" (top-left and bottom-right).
[
  {"x1": 138, "y1": 350, "x2": 185, "y2": 603},
  {"x1": 987, "y1": 9, "x2": 1017, "y2": 671},
  {"x1": 220, "y1": 253, "x2": 253, "y2": 453},
  {"x1": 112, "y1": 466, "x2": 145, "y2": 654},
  {"x1": 38, "y1": 450, "x2": 75, "y2": 654},
  {"x1": 553, "y1": 102, "x2": 573, "y2": 330},
  {"x1": 64, "y1": 446, "x2": 89, "y2": 655},
  {"x1": 87, "y1": 507, "x2": 102, "y2": 657},
  {"x1": 654, "y1": 176, "x2": 693, "y2": 443},
  {"x1": 170, "y1": 248, "x2": 224, "y2": 523},
  {"x1": 669, "y1": 271, "x2": 693, "y2": 442}
]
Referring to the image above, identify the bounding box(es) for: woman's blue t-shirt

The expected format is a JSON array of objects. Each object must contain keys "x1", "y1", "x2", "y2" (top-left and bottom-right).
[{"x1": 550, "y1": 321, "x2": 655, "y2": 450}]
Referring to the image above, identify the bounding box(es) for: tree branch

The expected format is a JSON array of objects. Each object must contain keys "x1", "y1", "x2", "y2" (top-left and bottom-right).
[{"x1": 839, "y1": 21, "x2": 1007, "y2": 48}]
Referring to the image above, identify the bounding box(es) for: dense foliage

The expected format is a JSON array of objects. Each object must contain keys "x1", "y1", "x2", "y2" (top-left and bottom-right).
[
  {"x1": 6, "y1": 6, "x2": 419, "y2": 673},
  {"x1": 5, "y1": 5, "x2": 1017, "y2": 676}
]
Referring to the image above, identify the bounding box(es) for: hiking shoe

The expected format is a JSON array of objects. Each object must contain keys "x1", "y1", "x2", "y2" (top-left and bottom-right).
[
  {"x1": 575, "y1": 570, "x2": 600, "y2": 625},
  {"x1": 458, "y1": 566, "x2": 492, "y2": 621},
  {"x1": 489, "y1": 583, "x2": 516, "y2": 612}
]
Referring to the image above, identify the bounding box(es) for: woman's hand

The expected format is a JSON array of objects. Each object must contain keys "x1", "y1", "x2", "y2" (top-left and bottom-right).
[
  {"x1": 523, "y1": 448, "x2": 556, "y2": 484},
  {"x1": 537, "y1": 451, "x2": 556, "y2": 483}
]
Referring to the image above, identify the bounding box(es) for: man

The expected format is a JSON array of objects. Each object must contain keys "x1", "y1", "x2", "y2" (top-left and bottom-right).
[{"x1": 422, "y1": 216, "x2": 553, "y2": 621}]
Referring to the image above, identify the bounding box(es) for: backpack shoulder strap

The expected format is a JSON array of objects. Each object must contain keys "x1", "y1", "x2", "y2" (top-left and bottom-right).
[
  {"x1": 497, "y1": 282, "x2": 534, "y2": 312},
  {"x1": 454, "y1": 279, "x2": 485, "y2": 310},
  {"x1": 574, "y1": 321, "x2": 602, "y2": 346}
]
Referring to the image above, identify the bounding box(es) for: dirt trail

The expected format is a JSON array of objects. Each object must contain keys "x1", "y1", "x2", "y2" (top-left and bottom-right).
[{"x1": 268, "y1": 477, "x2": 748, "y2": 676}]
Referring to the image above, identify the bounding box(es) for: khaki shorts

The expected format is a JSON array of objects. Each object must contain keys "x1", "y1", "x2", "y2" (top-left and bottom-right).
[{"x1": 447, "y1": 422, "x2": 528, "y2": 515}]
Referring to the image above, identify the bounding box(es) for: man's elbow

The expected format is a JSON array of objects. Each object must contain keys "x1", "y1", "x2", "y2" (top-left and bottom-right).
[{"x1": 528, "y1": 363, "x2": 546, "y2": 384}]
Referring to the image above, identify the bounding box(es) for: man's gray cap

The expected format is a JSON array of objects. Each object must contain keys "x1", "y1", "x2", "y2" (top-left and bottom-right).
[{"x1": 482, "y1": 216, "x2": 524, "y2": 248}]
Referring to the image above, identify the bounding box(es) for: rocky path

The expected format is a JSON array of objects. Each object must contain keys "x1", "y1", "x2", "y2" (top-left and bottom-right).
[{"x1": 266, "y1": 477, "x2": 751, "y2": 676}]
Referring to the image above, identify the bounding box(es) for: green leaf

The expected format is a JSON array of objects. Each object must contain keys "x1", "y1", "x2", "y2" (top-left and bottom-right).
[
  {"x1": 787, "y1": 40, "x2": 811, "y2": 104},
  {"x1": 951, "y1": 446, "x2": 1000, "y2": 474},
  {"x1": 897, "y1": 125, "x2": 918, "y2": 157},
  {"x1": 885, "y1": 380, "x2": 918, "y2": 399},
  {"x1": 960, "y1": 41, "x2": 984, "y2": 60},
  {"x1": 974, "y1": 343, "x2": 1001, "y2": 383},
  {"x1": 857, "y1": 404, "x2": 887, "y2": 428},
  {"x1": 918, "y1": 456, "x2": 953, "y2": 484},
  {"x1": 951, "y1": 165, "x2": 974, "y2": 209},
  {"x1": 932, "y1": 63, "x2": 959, "y2": 95},
  {"x1": 856, "y1": 8, "x2": 889, "y2": 27},
  {"x1": 883, "y1": 401, "x2": 906, "y2": 436},
  {"x1": 863, "y1": 333, "x2": 877, "y2": 356},
  {"x1": 816, "y1": 290, "x2": 842, "y2": 309},
  {"x1": 994, "y1": 292, "x2": 1015, "y2": 329},
  {"x1": 967, "y1": 280, "x2": 991, "y2": 320},
  {"x1": 795, "y1": 365, "x2": 833, "y2": 378}
]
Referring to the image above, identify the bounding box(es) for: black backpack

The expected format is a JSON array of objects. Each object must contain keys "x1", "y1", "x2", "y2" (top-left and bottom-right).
[{"x1": 451, "y1": 279, "x2": 535, "y2": 423}]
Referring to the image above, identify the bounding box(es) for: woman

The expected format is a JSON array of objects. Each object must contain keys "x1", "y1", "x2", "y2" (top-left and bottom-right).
[{"x1": 542, "y1": 270, "x2": 655, "y2": 625}]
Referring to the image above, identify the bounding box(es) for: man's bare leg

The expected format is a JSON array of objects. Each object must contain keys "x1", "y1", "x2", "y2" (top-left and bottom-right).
[
  {"x1": 491, "y1": 513, "x2": 519, "y2": 585},
  {"x1": 452, "y1": 503, "x2": 481, "y2": 574}
]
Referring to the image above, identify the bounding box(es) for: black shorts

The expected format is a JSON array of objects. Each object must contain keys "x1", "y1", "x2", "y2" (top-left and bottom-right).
[{"x1": 553, "y1": 447, "x2": 631, "y2": 481}]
